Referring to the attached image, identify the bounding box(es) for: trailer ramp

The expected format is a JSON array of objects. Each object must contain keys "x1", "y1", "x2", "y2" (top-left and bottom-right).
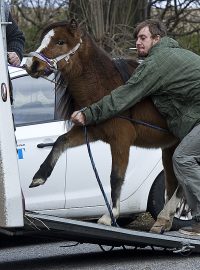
[{"x1": 24, "y1": 212, "x2": 200, "y2": 254}]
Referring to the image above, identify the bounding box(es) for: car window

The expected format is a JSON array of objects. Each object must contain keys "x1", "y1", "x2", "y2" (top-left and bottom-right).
[{"x1": 12, "y1": 75, "x2": 55, "y2": 125}]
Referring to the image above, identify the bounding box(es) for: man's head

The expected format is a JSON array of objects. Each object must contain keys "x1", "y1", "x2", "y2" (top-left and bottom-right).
[{"x1": 134, "y1": 19, "x2": 167, "y2": 57}]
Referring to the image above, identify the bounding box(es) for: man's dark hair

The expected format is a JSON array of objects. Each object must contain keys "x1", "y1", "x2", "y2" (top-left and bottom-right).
[{"x1": 134, "y1": 19, "x2": 167, "y2": 39}]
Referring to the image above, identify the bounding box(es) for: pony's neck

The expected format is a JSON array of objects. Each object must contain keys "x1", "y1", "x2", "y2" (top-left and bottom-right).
[{"x1": 64, "y1": 33, "x2": 122, "y2": 109}]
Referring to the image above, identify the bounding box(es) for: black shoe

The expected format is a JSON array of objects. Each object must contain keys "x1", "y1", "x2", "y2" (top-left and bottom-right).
[{"x1": 179, "y1": 221, "x2": 200, "y2": 236}]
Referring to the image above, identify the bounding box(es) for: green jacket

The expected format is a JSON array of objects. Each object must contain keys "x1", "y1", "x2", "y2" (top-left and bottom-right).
[{"x1": 83, "y1": 37, "x2": 200, "y2": 139}]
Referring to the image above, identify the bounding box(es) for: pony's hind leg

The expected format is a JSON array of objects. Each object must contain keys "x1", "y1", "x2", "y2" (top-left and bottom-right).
[
  {"x1": 151, "y1": 145, "x2": 180, "y2": 233},
  {"x1": 98, "y1": 142, "x2": 130, "y2": 226},
  {"x1": 29, "y1": 126, "x2": 87, "y2": 188},
  {"x1": 150, "y1": 185, "x2": 183, "y2": 233},
  {"x1": 162, "y1": 145, "x2": 179, "y2": 200}
]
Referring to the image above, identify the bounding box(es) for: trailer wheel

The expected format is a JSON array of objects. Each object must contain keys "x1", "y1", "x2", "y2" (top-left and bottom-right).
[{"x1": 147, "y1": 171, "x2": 192, "y2": 230}]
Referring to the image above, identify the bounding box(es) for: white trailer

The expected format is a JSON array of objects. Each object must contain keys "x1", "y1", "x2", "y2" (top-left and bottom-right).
[
  {"x1": 0, "y1": 0, "x2": 23, "y2": 228},
  {"x1": 1, "y1": 0, "x2": 200, "y2": 255}
]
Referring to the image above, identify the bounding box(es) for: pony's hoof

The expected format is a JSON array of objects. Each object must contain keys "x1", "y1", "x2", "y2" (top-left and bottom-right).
[
  {"x1": 98, "y1": 215, "x2": 112, "y2": 226},
  {"x1": 29, "y1": 178, "x2": 46, "y2": 188},
  {"x1": 150, "y1": 218, "x2": 172, "y2": 234},
  {"x1": 150, "y1": 224, "x2": 165, "y2": 234}
]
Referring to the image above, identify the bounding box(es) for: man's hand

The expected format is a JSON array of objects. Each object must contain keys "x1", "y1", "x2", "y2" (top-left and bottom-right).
[
  {"x1": 7, "y1": 52, "x2": 21, "y2": 66},
  {"x1": 70, "y1": 111, "x2": 86, "y2": 125}
]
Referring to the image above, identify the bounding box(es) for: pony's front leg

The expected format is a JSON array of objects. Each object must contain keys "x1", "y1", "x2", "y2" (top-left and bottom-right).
[
  {"x1": 29, "y1": 126, "x2": 86, "y2": 188},
  {"x1": 98, "y1": 143, "x2": 130, "y2": 226}
]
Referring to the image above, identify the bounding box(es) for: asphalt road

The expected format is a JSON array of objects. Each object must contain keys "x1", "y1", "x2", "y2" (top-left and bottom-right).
[{"x1": 0, "y1": 235, "x2": 199, "y2": 270}]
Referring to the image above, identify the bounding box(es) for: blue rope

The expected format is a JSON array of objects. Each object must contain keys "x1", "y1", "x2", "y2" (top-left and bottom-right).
[{"x1": 83, "y1": 126, "x2": 118, "y2": 227}]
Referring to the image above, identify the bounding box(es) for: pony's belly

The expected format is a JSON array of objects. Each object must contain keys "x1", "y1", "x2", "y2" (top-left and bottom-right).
[{"x1": 134, "y1": 129, "x2": 177, "y2": 149}]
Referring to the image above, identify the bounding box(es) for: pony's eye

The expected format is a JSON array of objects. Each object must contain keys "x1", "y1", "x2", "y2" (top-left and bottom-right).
[{"x1": 57, "y1": 40, "x2": 65, "y2": 45}]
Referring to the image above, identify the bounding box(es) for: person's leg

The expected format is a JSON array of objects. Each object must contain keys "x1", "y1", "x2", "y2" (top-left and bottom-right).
[{"x1": 173, "y1": 124, "x2": 200, "y2": 235}]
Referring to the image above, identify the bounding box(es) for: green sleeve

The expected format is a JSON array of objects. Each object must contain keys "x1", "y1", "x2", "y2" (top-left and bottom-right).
[{"x1": 84, "y1": 57, "x2": 162, "y2": 125}]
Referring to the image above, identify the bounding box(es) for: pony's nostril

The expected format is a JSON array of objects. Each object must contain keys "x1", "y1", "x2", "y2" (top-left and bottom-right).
[
  {"x1": 31, "y1": 60, "x2": 40, "y2": 73},
  {"x1": 22, "y1": 64, "x2": 27, "y2": 70}
]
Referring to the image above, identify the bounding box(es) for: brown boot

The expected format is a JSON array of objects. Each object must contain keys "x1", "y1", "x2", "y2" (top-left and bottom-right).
[{"x1": 179, "y1": 222, "x2": 200, "y2": 236}]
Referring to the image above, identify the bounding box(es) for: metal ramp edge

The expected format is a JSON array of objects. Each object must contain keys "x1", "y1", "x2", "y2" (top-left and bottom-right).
[{"x1": 25, "y1": 212, "x2": 200, "y2": 253}]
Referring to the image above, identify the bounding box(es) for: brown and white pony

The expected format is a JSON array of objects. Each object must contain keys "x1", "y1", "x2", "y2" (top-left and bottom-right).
[{"x1": 25, "y1": 19, "x2": 183, "y2": 233}]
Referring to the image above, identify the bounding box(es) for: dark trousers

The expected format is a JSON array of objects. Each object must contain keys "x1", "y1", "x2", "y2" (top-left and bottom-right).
[{"x1": 173, "y1": 124, "x2": 200, "y2": 221}]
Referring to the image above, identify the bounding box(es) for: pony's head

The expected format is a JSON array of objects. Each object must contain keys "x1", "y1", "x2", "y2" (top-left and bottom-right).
[{"x1": 25, "y1": 19, "x2": 82, "y2": 78}]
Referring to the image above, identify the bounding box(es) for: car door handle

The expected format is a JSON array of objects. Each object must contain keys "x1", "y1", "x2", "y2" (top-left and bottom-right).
[{"x1": 37, "y1": 142, "x2": 55, "y2": 148}]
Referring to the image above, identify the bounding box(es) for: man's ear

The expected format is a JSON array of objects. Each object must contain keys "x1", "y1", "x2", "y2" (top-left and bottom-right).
[{"x1": 153, "y1": 35, "x2": 161, "y2": 45}]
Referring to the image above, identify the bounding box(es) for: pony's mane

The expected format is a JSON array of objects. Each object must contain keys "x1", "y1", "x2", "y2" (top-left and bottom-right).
[{"x1": 55, "y1": 72, "x2": 74, "y2": 120}]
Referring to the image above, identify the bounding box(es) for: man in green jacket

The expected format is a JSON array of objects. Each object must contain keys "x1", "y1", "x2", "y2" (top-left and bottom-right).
[{"x1": 71, "y1": 19, "x2": 200, "y2": 236}]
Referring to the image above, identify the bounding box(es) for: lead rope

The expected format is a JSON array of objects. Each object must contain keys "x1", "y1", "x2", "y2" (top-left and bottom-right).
[
  {"x1": 118, "y1": 115, "x2": 169, "y2": 133},
  {"x1": 83, "y1": 125, "x2": 118, "y2": 227}
]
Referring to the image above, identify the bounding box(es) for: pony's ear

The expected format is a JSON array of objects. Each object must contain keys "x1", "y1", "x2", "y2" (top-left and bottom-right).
[{"x1": 69, "y1": 19, "x2": 78, "y2": 33}]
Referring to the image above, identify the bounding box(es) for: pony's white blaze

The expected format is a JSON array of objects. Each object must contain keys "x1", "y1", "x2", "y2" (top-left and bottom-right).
[
  {"x1": 36, "y1": 29, "x2": 55, "y2": 53},
  {"x1": 26, "y1": 29, "x2": 55, "y2": 68}
]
